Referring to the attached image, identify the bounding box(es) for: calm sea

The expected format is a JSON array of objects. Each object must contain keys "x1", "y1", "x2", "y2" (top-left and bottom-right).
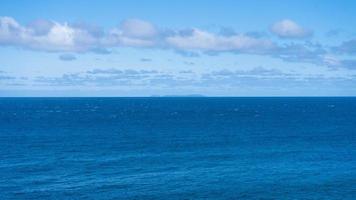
[{"x1": 0, "y1": 97, "x2": 355, "y2": 199}]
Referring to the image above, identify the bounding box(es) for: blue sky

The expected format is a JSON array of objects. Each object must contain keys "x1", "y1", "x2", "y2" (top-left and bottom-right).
[{"x1": 1, "y1": 0, "x2": 356, "y2": 96}]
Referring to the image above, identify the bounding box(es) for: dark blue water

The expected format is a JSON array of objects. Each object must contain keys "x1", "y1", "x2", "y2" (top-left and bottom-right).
[{"x1": 0, "y1": 97, "x2": 355, "y2": 199}]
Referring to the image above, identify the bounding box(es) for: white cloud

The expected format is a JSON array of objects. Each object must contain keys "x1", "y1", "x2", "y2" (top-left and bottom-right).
[
  {"x1": 120, "y1": 19, "x2": 157, "y2": 38},
  {"x1": 0, "y1": 17, "x2": 160, "y2": 51},
  {"x1": 28, "y1": 19, "x2": 55, "y2": 36},
  {"x1": 106, "y1": 28, "x2": 156, "y2": 47},
  {"x1": 36, "y1": 22, "x2": 106, "y2": 51},
  {"x1": 166, "y1": 28, "x2": 274, "y2": 52},
  {"x1": 0, "y1": 16, "x2": 28, "y2": 45},
  {"x1": 0, "y1": 17, "x2": 100, "y2": 52},
  {"x1": 270, "y1": 19, "x2": 311, "y2": 38},
  {"x1": 1, "y1": 16, "x2": 275, "y2": 53},
  {"x1": 105, "y1": 19, "x2": 158, "y2": 47},
  {"x1": 0, "y1": 16, "x2": 330, "y2": 67}
]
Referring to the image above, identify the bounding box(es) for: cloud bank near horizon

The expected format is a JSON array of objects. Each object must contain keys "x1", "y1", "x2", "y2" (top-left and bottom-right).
[
  {"x1": 1, "y1": 66, "x2": 355, "y2": 97},
  {"x1": 1, "y1": 16, "x2": 355, "y2": 70}
]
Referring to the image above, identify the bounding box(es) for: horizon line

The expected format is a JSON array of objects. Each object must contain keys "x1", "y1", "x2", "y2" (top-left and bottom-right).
[{"x1": 1, "y1": 96, "x2": 356, "y2": 98}]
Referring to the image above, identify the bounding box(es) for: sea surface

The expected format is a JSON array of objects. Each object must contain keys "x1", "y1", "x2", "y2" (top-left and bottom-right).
[{"x1": 0, "y1": 97, "x2": 355, "y2": 199}]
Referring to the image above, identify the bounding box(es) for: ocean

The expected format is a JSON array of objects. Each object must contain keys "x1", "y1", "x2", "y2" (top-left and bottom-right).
[{"x1": 0, "y1": 97, "x2": 355, "y2": 199}]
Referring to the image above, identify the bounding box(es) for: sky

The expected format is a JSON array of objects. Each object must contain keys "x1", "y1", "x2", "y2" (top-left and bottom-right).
[{"x1": 1, "y1": 0, "x2": 356, "y2": 96}]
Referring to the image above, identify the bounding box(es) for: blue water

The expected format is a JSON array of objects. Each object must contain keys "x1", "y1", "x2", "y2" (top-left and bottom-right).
[{"x1": 0, "y1": 97, "x2": 355, "y2": 199}]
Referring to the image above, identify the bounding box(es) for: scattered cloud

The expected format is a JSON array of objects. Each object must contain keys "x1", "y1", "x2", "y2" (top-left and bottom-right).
[
  {"x1": 270, "y1": 19, "x2": 311, "y2": 39},
  {"x1": 59, "y1": 53, "x2": 77, "y2": 61},
  {"x1": 1, "y1": 16, "x2": 354, "y2": 70},
  {"x1": 0, "y1": 16, "x2": 100, "y2": 52},
  {"x1": 120, "y1": 19, "x2": 157, "y2": 39},
  {"x1": 1, "y1": 67, "x2": 354, "y2": 89},
  {"x1": 0, "y1": 71, "x2": 26, "y2": 87},
  {"x1": 0, "y1": 65, "x2": 355, "y2": 96},
  {"x1": 86, "y1": 68, "x2": 158, "y2": 76},
  {"x1": 27, "y1": 19, "x2": 55, "y2": 36},
  {"x1": 0, "y1": 17, "x2": 311, "y2": 56},
  {"x1": 105, "y1": 18, "x2": 158, "y2": 47},
  {"x1": 35, "y1": 69, "x2": 163, "y2": 87},
  {"x1": 140, "y1": 58, "x2": 152, "y2": 62},
  {"x1": 90, "y1": 48, "x2": 111, "y2": 54},
  {"x1": 333, "y1": 39, "x2": 356, "y2": 55},
  {"x1": 184, "y1": 61, "x2": 195, "y2": 65},
  {"x1": 0, "y1": 74, "x2": 15, "y2": 80},
  {"x1": 0, "y1": 16, "x2": 160, "y2": 52},
  {"x1": 334, "y1": 59, "x2": 356, "y2": 69},
  {"x1": 271, "y1": 43, "x2": 326, "y2": 64},
  {"x1": 166, "y1": 28, "x2": 274, "y2": 52},
  {"x1": 174, "y1": 50, "x2": 200, "y2": 57},
  {"x1": 179, "y1": 70, "x2": 194, "y2": 74}
]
